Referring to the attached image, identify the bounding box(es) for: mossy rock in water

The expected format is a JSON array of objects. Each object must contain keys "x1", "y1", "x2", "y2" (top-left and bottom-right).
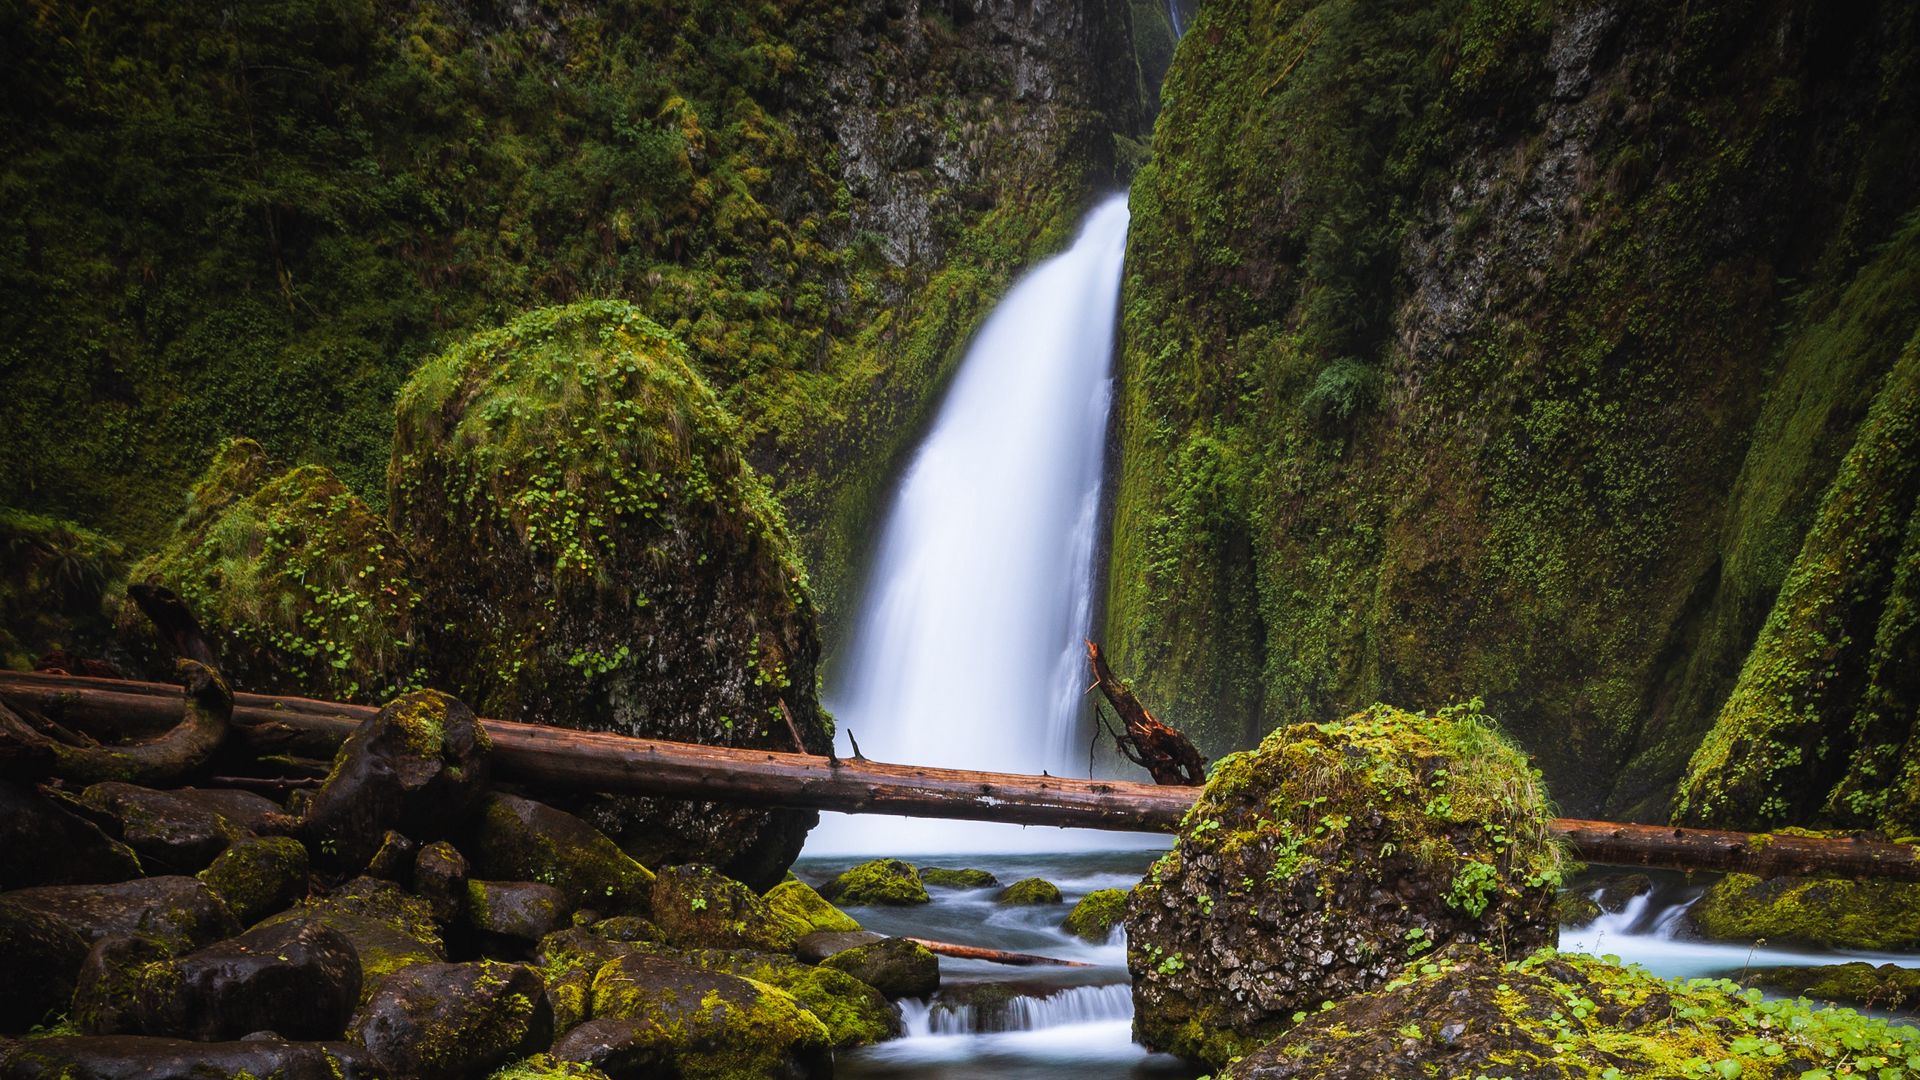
[
  {"x1": 1747, "y1": 961, "x2": 1920, "y2": 1013},
  {"x1": 820, "y1": 859, "x2": 929, "y2": 906},
  {"x1": 390, "y1": 302, "x2": 829, "y2": 890},
  {"x1": 921, "y1": 867, "x2": 998, "y2": 888},
  {"x1": 663, "y1": 945, "x2": 899, "y2": 1049},
  {"x1": 195, "y1": 835, "x2": 309, "y2": 924},
  {"x1": 819, "y1": 937, "x2": 939, "y2": 1000},
  {"x1": 113, "y1": 438, "x2": 426, "y2": 702},
  {"x1": 464, "y1": 794, "x2": 654, "y2": 915},
  {"x1": 995, "y1": 877, "x2": 1062, "y2": 905},
  {"x1": 1062, "y1": 888, "x2": 1128, "y2": 942},
  {"x1": 1223, "y1": 946, "x2": 1920, "y2": 1079},
  {"x1": 649, "y1": 864, "x2": 794, "y2": 952},
  {"x1": 1128, "y1": 702, "x2": 1566, "y2": 1067},
  {"x1": 1554, "y1": 889, "x2": 1603, "y2": 929},
  {"x1": 764, "y1": 879, "x2": 860, "y2": 940},
  {"x1": 1687, "y1": 873, "x2": 1920, "y2": 950}
]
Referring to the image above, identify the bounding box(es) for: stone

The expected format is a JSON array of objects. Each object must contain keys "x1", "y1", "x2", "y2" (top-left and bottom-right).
[
  {"x1": 0, "y1": 1034, "x2": 380, "y2": 1079},
  {"x1": 0, "y1": 780, "x2": 142, "y2": 889},
  {"x1": 1686, "y1": 873, "x2": 1920, "y2": 950},
  {"x1": 260, "y1": 876, "x2": 444, "y2": 998},
  {"x1": 794, "y1": 929, "x2": 886, "y2": 964},
  {"x1": 74, "y1": 919, "x2": 360, "y2": 1040},
  {"x1": 764, "y1": 879, "x2": 859, "y2": 940},
  {"x1": 1127, "y1": 704, "x2": 1565, "y2": 1067},
  {"x1": 819, "y1": 936, "x2": 939, "y2": 1000},
  {"x1": 994, "y1": 877, "x2": 1062, "y2": 905},
  {"x1": 534, "y1": 927, "x2": 643, "y2": 1034},
  {"x1": 364, "y1": 829, "x2": 418, "y2": 881},
  {"x1": 556, "y1": 952, "x2": 831, "y2": 1078},
  {"x1": 414, "y1": 839, "x2": 470, "y2": 922},
  {"x1": 195, "y1": 835, "x2": 309, "y2": 924},
  {"x1": 819, "y1": 859, "x2": 929, "y2": 906},
  {"x1": 467, "y1": 879, "x2": 572, "y2": 947},
  {"x1": 664, "y1": 946, "x2": 899, "y2": 1049},
  {"x1": 488, "y1": 1055, "x2": 614, "y2": 1080},
  {"x1": 300, "y1": 689, "x2": 491, "y2": 875},
  {"x1": 920, "y1": 867, "x2": 998, "y2": 888},
  {"x1": 464, "y1": 794, "x2": 654, "y2": 914},
  {"x1": 351, "y1": 960, "x2": 553, "y2": 1079},
  {"x1": 165, "y1": 788, "x2": 286, "y2": 833},
  {"x1": 589, "y1": 916, "x2": 663, "y2": 943},
  {"x1": 78, "y1": 782, "x2": 248, "y2": 873},
  {"x1": 1745, "y1": 961, "x2": 1920, "y2": 1012},
  {"x1": 650, "y1": 864, "x2": 793, "y2": 952},
  {"x1": 390, "y1": 302, "x2": 830, "y2": 890},
  {"x1": 1062, "y1": 887, "x2": 1128, "y2": 942}
]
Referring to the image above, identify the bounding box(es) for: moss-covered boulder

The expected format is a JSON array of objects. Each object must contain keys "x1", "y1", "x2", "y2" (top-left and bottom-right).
[
  {"x1": 464, "y1": 794, "x2": 654, "y2": 915},
  {"x1": 1128, "y1": 703, "x2": 1566, "y2": 1067},
  {"x1": 488, "y1": 1055, "x2": 613, "y2": 1080},
  {"x1": 77, "y1": 782, "x2": 250, "y2": 874},
  {"x1": 467, "y1": 879, "x2": 572, "y2": 947},
  {"x1": 261, "y1": 876, "x2": 444, "y2": 998},
  {"x1": 561, "y1": 952, "x2": 831, "y2": 1079},
  {"x1": 820, "y1": 859, "x2": 929, "y2": 906},
  {"x1": 351, "y1": 960, "x2": 553, "y2": 1079},
  {"x1": 1555, "y1": 889, "x2": 1603, "y2": 929},
  {"x1": 663, "y1": 946, "x2": 899, "y2": 1049},
  {"x1": 533, "y1": 928, "x2": 643, "y2": 1034},
  {"x1": 0, "y1": 779, "x2": 142, "y2": 889},
  {"x1": 114, "y1": 438, "x2": 425, "y2": 702},
  {"x1": 649, "y1": 864, "x2": 793, "y2": 952},
  {"x1": 300, "y1": 689, "x2": 492, "y2": 875},
  {"x1": 764, "y1": 879, "x2": 859, "y2": 940},
  {"x1": 414, "y1": 840, "x2": 471, "y2": 922},
  {"x1": 1687, "y1": 873, "x2": 1920, "y2": 950},
  {"x1": 0, "y1": 1034, "x2": 380, "y2": 1079},
  {"x1": 192, "y1": 835, "x2": 309, "y2": 924},
  {"x1": 995, "y1": 878, "x2": 1062, "y2": 905},
  {"x1": 390, "y1": 302, "x2": 829, "y2": 889},
  {"x1": 1062, "y1": 888, "x2": 1128, "y2": 942},
  {"x1": 1223, "y1": 948, "x2": 1920, "y2": 1079},
  {"x1": 920, "y1": 867, "x2": 998, "y2": 888},
  {"x1": 819, "y1": 937, "x2": 939, "y2": 1000},
  {"x1": 1747, "y1": 961, "x2": 1920, "y2": 1013}
]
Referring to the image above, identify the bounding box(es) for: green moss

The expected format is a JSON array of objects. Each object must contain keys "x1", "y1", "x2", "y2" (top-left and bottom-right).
[
  {"x1": 0, "y1": 509, "x2": 123, "y2": 669},
  {"x1": 763, "y1": 879, "x2": 859, "y2": 940},
  {"x1": 919, "y1": 867, "x2": 998, "y2": 889},
  {"x1": 820, "y1": 859, "x2": 929, "y2": 906},
  {"x1": 995, "y1": 878, "x2": 1063, "y2": 906},
  {"x1": 669, "y1": 947, "x2": 896, "y2": 1049},
  {"x1": 1062, "y1": 888, "x2": 1129, "y2": 942},
  {"x1": 466, "y1": 794, "x2": 654, "y2": 915},
  {"x1": 1687, "y1": 873, "x2": 1920, "y2": 951},
  {"x1": 1747, "y1": 962, "x2": 1920, "y2": 1013},
  {"x1": 195, "y1": 836, "x2": 309, "y2": 924},
  {"x1": 649, "y1": 864, "x2": 795, "y2": 952},
  {"x1": 586, "y1": 957, "x2": 832, "y2": 1079},
  {"x1": 487, "y1": 1054, "x2": 612, "y2": 1080}
]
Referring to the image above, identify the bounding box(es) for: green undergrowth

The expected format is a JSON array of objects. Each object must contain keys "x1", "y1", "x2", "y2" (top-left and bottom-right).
[{"x1": 0, "y1": 509, "x2": 123, "y2": 668}]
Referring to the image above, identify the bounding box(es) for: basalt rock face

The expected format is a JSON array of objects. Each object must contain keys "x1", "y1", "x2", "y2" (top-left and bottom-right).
[
  {"x1": 1126, "y1": 704, "x2": 1565, "y2": 1068},
  {"x1": 390, "y1": 303, "x2": 825, "y2": 890},
  {"x1": 1104, "y1": 0, "x2": 1920, "y2": 827}
]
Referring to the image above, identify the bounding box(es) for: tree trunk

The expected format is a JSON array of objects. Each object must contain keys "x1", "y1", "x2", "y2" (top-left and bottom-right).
[
  {"x1": 0, "y1": 661, "x2": 231, "y2": 786},
  {"x1": 1085, "y1": 640, "x2": 1207, "y2": 786}
]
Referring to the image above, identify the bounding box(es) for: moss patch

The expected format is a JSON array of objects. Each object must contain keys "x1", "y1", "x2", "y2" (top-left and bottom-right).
[
  {"x1": 1062, "y1": 888, "x2": 1129, "y2": 943},
  {"x1": 819, "y1": 859, "x2": 929, "y2": 907},
  {"x1": 763, "y1": 879, "x2": 859, "y2": 940},
  {"x1": 1687, "y1": 873, "x2": 1920, "y2": 951},
  {"x1": 995, "y1": 878, "x2": 1063, "y2": 906}
]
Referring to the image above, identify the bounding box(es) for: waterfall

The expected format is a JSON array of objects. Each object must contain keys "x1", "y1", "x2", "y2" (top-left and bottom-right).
[
  {"x1": 805, "y1": 195, "x2": 1138, "y2": 856},
  {"x1": 899, "y1": 984, "x2": 1136, "y2": 1036}
]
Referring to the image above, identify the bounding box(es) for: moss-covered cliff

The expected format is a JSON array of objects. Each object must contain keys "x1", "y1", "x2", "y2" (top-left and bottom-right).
[
  {"x1": 0, "y1": 0, "x2": 1147, "y2": 646},
  {"x1": 1105, "y1": 0, "x2": 1920, "y2": 823}
]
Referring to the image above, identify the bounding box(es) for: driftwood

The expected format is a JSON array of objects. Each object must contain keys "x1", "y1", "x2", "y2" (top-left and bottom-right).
[
  {"x1": 3, "y1": 671, "x2": 1920, "y2": 882},
  {"x1": 126, "y1": 583, "x2": 219, "y2": 669},
  {"x1": 0, "y1": 660, "x2": 231, "y2": 786},
  {"x1": 904, "y1": 937, "x2": 1092, "y2": 968},
  {"x1": 1085, "y1": 640, "x2": 1206, "y2": 786}
]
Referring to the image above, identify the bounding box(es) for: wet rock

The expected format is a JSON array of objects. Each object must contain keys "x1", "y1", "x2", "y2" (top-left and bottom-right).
[
  {"x1": 0, "y1": 902, "x2": 90, "y2": 1032},
  {"x1": 995, "y1": 877, "x2": 1062, "y2": 905},
  {"x1": 467, "y1": 879, "x2": 572, "y2": 947},
  {"x1": 920, "y1": 867, "x2": 998, "y2": 888},
  {"x1": 589, "y1": 916, "x2": 663, "y2": 943},
  {"x1": 74, "y1": 919, "x2": 360, "y2": 1040},
  {"x1": 391, "y1": 302, "x2": 830, "y2": 891},
  {"x1": 413, "y1": 840, "x2": 469, "y2": 922},
  {"x1": 764, "y1": 879, "x2": 859, "y2": 940},
  {"x1": 351, "y1": 960, "x2": 552, "y2": 1079},
  {"x1": 794, "y1": 929, "x2": 885, "y2": 964},
  {"x1": 166, "y1": 787, "x2": 286, "y2": 833},
  {"x1": 667, "y1": 946, "x2": 899, "y2": 1048},
  {"x1": 0, "y1": 780, "x2": 142, "y2": 888},
  {"x1": 487, "y1": 1054, "x2": 613, "y2": 1080},
  {"x1": 300, "y1": 689, "x2": 491, "y2": 875},
  {"x1": 558, "y1": 952, "x2": 830, "y2": 1078},
  {"x1": 260, "y1": 876, "x2": 444, "y2": 997},
  {"x1": 195, "y1": 836, "x2": 308, "y2": 924},
  {"x1": 534, "y1": 928, "x2": 645, "y2": 1033},
  {"x1": 1555, "y1": 889, "x2": 1603, "y2": 928},
  {"x1": 1062, "y1": 888, "x2": 1128, "y2": 942},
  {"x1": 0, "y1": 1034, "x2": 380, "y2": 1079},
  {"x1": 1686, "y1": 873, "x2": 1920, "y2": 950},
  {"x1": 1745, "y1": 961, "x2": 1920, "y2": 1012},
  {"x1": 1590, "y1": 872, "x2": 1654, "y2": 913},
  {"x1": 465, "y1": 794, "x2": 654, "y2": 914},
  {"x1": 364, "y1": 829, "x2": 417, "y2": 882},
  {"x1": 79, "y1": 782, "x2": 249, "y2": 873},
  {"x1": 819, "y1": 936, "x2": 939, "y2": 1000},
  {"x1": 650, "y1": 864, "x2": 794, "y2": 952},
  {"x1": 1128, "y1": 706, "x2": 1565, "y2": 1067},
  {"x1": 820, "y1": 859, "x2": 929, "y2": 906}
]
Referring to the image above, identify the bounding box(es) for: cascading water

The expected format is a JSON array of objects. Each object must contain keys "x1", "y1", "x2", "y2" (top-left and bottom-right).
[{"x1": 805, "y1": 195, "x2": 1138, "y2": 856}]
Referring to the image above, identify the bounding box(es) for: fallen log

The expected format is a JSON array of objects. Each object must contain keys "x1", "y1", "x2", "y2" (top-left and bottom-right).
[
  {"x1": 0, "y1": 661, "x2": 231, "y2": 786},
  {"x1": 1086, "y1": 640, "x2": 1206, "y2": 786},
  {"x1": 3, "y1": 671, "x2": 1918, "y2": 882},
  {"x1": 904, "y1": 938, "x2": 1092, "y2": 968}
]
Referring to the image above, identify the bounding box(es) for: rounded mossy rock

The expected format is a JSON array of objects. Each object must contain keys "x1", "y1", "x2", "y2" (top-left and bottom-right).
[
  {"x1": 995, "y1": 877, "x2": 1062, "y2": 905},
  {"x1": 763, "y1": 879, "x2": 859, "y2": 939},
  {"x1": 1222, "y1": 947, "x2": 1920, "y2": 1079},
  {"x1": 351, "y1": 960, "x2": 553, "y2": 1079},
  {"x1": 390, "y1": 302, "x2": 828, "y2": 890},
  {"x1": 488, "y1": 1054, "x2": 612, "y2": 1080},
  {"x1": 649, "y1": 864, "x2": 795, "y2": 952},
  {"x1": 1747, "y1": 961, "x2": 1920, "y2": 1012},
  {"x1": 195, "y1": 835, "x2": 310, "y2": 924},
  {"x1": 661, "y1": 945, "x2": 899, "y2": 1049},
  {"x1": 114, "y1": 438, "x2": 425, "y2": 703},
  {"x1": 1686, "y1": 873, "x2": 1920, "y2": 950},
  {"x1": 1127, "y1": 703, "x2": 1566, "y2": 1067},
  {"x1": 820, "y1": 859, "x2": 929, "y2": 906},
  {"x1": 818, "y1": 937, "x2": 939, "y2": 1000},
  {"x1": 464, "y1": 794, "x2": 654, "y2": 916},
  {"x1": 260, "y1": 876, "x2": 446, "y2": 1001},
  {"x1": 1062, "y1": 887, "x2": 1128, "y2": 942},
  {"x1": 920, "y1": 867, "x2": 998, "y2": 888}
]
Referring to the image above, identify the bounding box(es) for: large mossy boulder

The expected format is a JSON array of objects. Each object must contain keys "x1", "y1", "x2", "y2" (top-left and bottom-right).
[
  {"x1": 649, "y1": 865, "x2": 793, "y2": 953},
  {"x1": 995, "y1": 877, "x2": 1061, "y2": 905},
  {"x1": 1687, "y1": 873, "x2": 1920, "y2": 950},
  {"x1": 464, "y1": 794, "x2": 654, "y2": 915},
  {"x1": 818, "y1": 936, "x2": 938, "y2": 1000},
  {"x1": 1062, "y1": 887, "x2": 1128, "y2": 942},
  {"x1": 820, "y1": 859, "x2": 929, "y2": 906},
  {"x1": 0, "y1": 1035, "x2": 380, "y2": 1079},
  {"x1": 389, "y1": 302, "x2": 828, "y2": 889},
  {"x1": 194, "y1": 836, "x2": 309, "y2": 924},
  {"x1": 665, "y1": 947, "x2": 899, "y2": 1049},
  {"x1": 1128, "y1": 703, "x2": 1566, "y2": 1067},
  {"x1": 261, "y1": 877, "x2": 445, "y2": 997},
  {"x1": 114, "y1": 438, "x2": 425, "y2": 702},
  {"x1": 1747, "y1": 961, "x2": 1920, "y2": 1012},
  {"x1": 350, "y1": 960, "x2": 553, "y2": 1079},
  {"x1": 763, "y1": 879, "x2": 859, "y2": 939}
]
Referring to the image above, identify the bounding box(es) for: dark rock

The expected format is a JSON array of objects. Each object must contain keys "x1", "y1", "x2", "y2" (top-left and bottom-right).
[
  {"x1": 0, "y1": 1034, "x2": 380, "y2": 1079},
  {"x1": 794, "y1": 930, "x2": 885, "y2": 964},
  {"x1": 195, "y1": 836, "x2": 309, "y2": 924},
  {"x1": 1555, "y1": 889, "x2": 1603, "y2": 928},
  {"x1": 351, "y1": 960, "x2": 552, "y2": 1079},
  {"x1": 300, "y1": 689, "x2": 491, "y2": 876},
  {"x1": 464, "y1": 794, "x2": 654, "y2": 914},
  {"x1": 167, "y1": 788, "x2": 287, "y2": 833},
  {"x1": 819, "y1": 936, "x2": 939, "y2": 1000},
  {"x1": 534, "y1": 927, "x2": 645, "y2": 1034},
  {"x1": 413, "y1": 840, "x2": 470, "y2": 922},
  {"x1": 466, "y1": 879, "x2": 571, "y2": 947},
  {"x1": 75, "y1": 919, "x2": 360, "y2": 1040},
  {"x1": 390, "y1": 302, "x2": 830, "y2": 890},
  {"x1": 819, "y1": 859, "x2": 929, "y2": 906},
  {"x1": 79, "y1": 782, "x2": 248, "y2": 873},
  {"x1": 555, "y1": 953, "x2": 830, "y2": 1078},
  {"x1": 920, "y1": 867, "x2": 998, "y2": 888},
  {"x1": 589, "y1": 916, "x2": 663, "y2": 943},
  {"x1": 260, "y1": 877, "x2": 444, "y2": 998},
  {"x1": 0, "y1": 902, "x2": 90, "y2": 1032},
  {"x1": 650, "y1": 864, "x2": 794, "y2": 952},
  {"x1": 1745, "y1": 961, "x2": 1920, "y2": 1013},
  {"x1": 0, "y1": 780, "x2": 142, "y2": 889},
  {"x1": 364, "y1": 830, "x2": 417, "y2": 882},
  {"x1": 994, "y1": 877, "x2": 1062, "y2": 905}
]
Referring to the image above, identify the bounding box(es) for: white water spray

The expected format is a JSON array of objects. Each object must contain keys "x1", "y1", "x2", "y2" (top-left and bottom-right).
[{"x1": 806, "y1": 195, "x2": 1137, "y2": 856}]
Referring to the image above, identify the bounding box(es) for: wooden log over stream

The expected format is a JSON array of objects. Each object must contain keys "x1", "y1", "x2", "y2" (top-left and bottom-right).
[{"x1": 4, "y1": 670, "x2": 1918, "y2": 882}]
